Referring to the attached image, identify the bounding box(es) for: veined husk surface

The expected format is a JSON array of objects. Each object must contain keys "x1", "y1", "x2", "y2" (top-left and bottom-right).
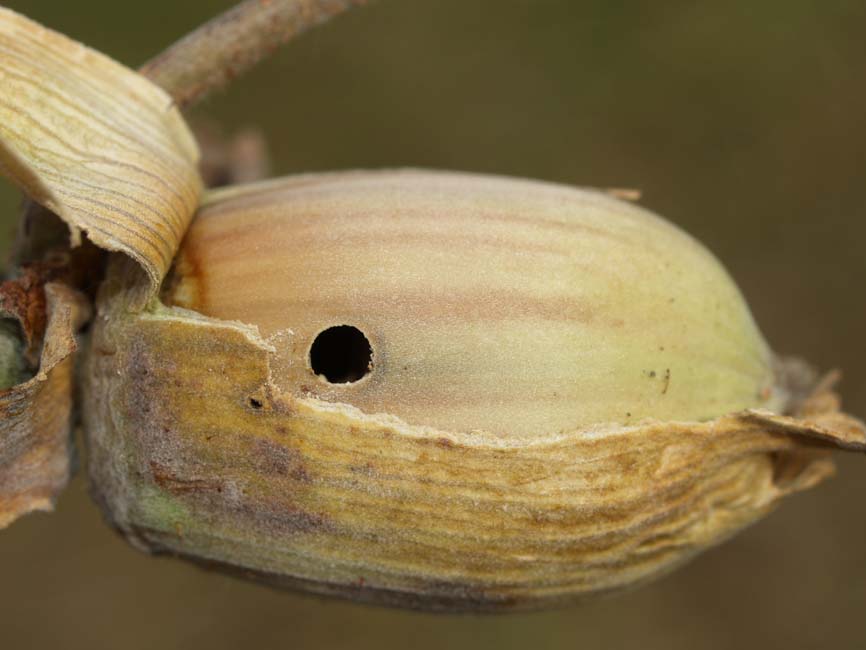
[
  {"x1": 82, "y1": 172, "x2": 866, "y2": 612},
  {"x1": 0, "y1": 7, "x2": 197, "y2": 527}
]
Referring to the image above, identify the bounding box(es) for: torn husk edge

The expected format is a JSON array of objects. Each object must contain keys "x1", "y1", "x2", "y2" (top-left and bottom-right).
[
  {"x1": 78, "y1": 256, "x2": 865, "y2": 611},
  {"x1": 0, "y1": 8, "x2": 201, "y2": 527},
  {"x1": 0, "y1": 279, "x2": 90, "y2": 528}
]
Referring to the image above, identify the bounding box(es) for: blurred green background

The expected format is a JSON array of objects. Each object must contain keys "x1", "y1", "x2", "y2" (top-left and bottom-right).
[{"x1": 1, "y1": 1, "x2": 865, "y2": 649}]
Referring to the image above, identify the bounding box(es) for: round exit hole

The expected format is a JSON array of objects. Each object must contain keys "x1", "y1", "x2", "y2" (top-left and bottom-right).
[{"x1": 309, "y1": 325, "x2": 373, "y2": 384}]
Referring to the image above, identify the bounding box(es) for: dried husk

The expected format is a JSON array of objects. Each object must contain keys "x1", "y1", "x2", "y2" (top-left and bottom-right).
[
  {"x1": 82, "y1": 173, "x2": 865, "y2": 611},
  {"x1": 0, "y1": 7, "x2": 201, "y2": 307},
  {"x1": 0, "y1": 8, "x2": 201, "y2": 527},
  {"x1": 0, "y1": 279, "x2": 89, "y2": 528}
]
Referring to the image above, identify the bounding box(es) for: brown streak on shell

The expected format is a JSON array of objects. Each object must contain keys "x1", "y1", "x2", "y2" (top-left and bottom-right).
[{"x1": 162, "y1": 170, "x2": 783, "y2": 438}]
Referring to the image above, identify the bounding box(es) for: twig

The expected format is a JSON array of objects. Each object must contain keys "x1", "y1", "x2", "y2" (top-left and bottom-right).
[{"x1": 140, "y1": 0, "x2": 369, "y2": 109}]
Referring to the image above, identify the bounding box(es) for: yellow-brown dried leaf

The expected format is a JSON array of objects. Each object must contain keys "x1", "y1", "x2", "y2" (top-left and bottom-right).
[{"x1": 0, "y1": 8, "x2": 201, "y2": 304}]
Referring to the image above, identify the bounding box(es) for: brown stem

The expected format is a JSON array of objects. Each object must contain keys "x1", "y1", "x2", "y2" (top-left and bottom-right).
[{"x1": 140, "y1": 0, "x2": 369, "y2": 109}]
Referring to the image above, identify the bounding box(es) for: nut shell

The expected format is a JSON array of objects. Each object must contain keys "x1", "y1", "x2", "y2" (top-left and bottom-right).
[
  {"x1": 165, "y1": 170, "x2": 780, "y2": 437},
  {"x1": 83, "y1": 172, "x2": 866, "y2": 611}
]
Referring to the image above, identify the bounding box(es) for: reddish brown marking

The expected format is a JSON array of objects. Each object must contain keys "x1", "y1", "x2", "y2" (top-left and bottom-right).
[
  {"x1": 0, "y1": 264, "x2": 54, "y2": 355},
  {"x1": 160, "y1": 244, "x2": 206, "y2": 312},
  {"x1": 149, "y1": 461, "x2": 223, "y2": 494},
  {"x1": 217, "y1": 288, "x2": 601, "y2": 326}
]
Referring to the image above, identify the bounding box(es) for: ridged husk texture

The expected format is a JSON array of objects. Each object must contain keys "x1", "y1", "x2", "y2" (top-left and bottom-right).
[
  {"x1": 0, "y1": 7, "x2": 199, "y2": 527},
  {"x1": 82, "y1": 172, "x2": 866, "y2": 611}
]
